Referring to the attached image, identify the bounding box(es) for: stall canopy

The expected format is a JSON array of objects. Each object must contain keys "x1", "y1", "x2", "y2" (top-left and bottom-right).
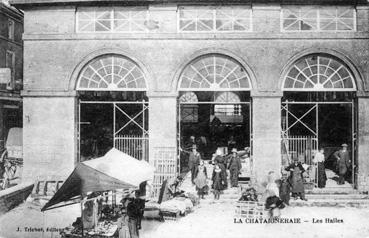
[{"x1": 41, "y1": 148, "x2": 155, "y2": 211}]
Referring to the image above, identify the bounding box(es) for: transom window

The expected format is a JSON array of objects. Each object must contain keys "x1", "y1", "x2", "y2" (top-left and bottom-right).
[
  {"x1": 77, "y1": 55, "x2": 147, "y2": 91},
  {"x1": 282, "y1": 6, "x2": 356, "y2": 32},
  {"x1": 283, "y1": 55, "x2": 356, "y2": 91},
  {"x1": 77, "y1": 7, "x2": 149, "y2": 33},
  {"x1": 214, "y1": 92, "x2": 241, "y2": 116},
  {"x1": 178, "y1": 7, "x2": 252, "y2": 32},
  {"x1": 179, "y1": 54, "x2": 252, "y2": 91}
]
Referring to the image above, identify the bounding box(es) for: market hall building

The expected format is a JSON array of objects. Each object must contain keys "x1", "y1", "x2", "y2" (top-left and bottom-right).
[{"x1": 10, "y1": 0, "x2": 369, "y2": 194}]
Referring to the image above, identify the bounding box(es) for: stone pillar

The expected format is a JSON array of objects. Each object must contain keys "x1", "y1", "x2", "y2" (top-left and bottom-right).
[
  {"x1": 22, "y1": 91, "x2": 77, "y2": 183},
  {"x1": 251, "y1": 92, "x2": 282, "y2": 185},
  {"x1": 357, "y1": 95, "x2": 369, "y2": 192},
  {"x1": 148, "y1": 93, "x2": 178, "y2": 197}
]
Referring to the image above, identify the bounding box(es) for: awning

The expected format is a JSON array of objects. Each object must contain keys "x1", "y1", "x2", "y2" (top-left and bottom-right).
[{"x1": 41, "y1": 148, "x2": 155, "y2": 211}]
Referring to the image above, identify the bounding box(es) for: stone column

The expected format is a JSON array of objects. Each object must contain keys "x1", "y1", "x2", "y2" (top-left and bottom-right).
[
  {"x1": 148, "y1": 93, "x2": 178, "y2": 197},
  {"x1": 251, "y1": 92, "x2": 282, "y2": 185},
  {"x1": 21, "y1": 91, "x2": 77, "y2": 183},
  {"x1": 357, "y1": 95, "x2": 369, "y2": 192}
]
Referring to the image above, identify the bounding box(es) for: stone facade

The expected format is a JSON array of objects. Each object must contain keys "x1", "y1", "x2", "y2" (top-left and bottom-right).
[{"x1": 10, "y1": 0, "x2": 369, "y2": 192}]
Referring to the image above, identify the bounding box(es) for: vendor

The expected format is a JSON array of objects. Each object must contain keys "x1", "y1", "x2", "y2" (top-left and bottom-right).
[{"x1": 82, "y1": 200, "x2": 97, "y2": 229}]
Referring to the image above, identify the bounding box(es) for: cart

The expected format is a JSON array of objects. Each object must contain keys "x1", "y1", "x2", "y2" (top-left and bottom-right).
[{"x1": 0, "y1": 127, "x2": 22, "y2": 190}]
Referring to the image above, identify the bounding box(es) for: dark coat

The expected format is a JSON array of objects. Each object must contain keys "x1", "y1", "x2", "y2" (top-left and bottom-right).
[
  {"x1": 212, "y1": 170, "x2": 224, "y2": 191},
  {"x1": 334, "y1": 150, "x2": 350, "y2": 175},
  {"x1": 285, "y1": 162, "x2": 305, "y2": 194},
  {"x1": 228, "y1": 155, "x2": 242, "y2": 171},
  {"x1": 188, "y1": 152, "x2": 201, "y2": 170}
]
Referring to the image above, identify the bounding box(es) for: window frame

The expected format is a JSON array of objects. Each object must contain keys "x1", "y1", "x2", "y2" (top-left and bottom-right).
[
  {"x1": 5, "y1": 50, "x2": 15, "y2": 89},
  {"x1": 8, "y1": 19, "x2": 15, "y2": 40},
  {"x1": 177, "y1": 6, "x2": 253, "y2": 33},
  {"x1": 280, "y1": 6, "x2": 356, "y2": 32},
  {"x1": 76, "y1": 7, "x2": 150, "y2": 33}
]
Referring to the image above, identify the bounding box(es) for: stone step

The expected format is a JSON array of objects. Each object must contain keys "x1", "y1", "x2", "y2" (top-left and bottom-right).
[
  {"x1": 290, "y1": 199, "x2": 369, "y2": 208},
  {"x1": 306, "y1": 194, "x2": 369, "y2": 200}
]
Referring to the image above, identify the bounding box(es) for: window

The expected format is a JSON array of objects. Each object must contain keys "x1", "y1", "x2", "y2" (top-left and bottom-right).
[
  {"x1": 77, "y1": 55, "x2": 147, "y2": 91},
  {"x1": 283, "y1": 54, "x2": 356, "y2": 91},
  {"x1": 281, "y1": 7, "x2": 355, "y2": 32},
  {"x1": 178, "y1": 7, "x2": 252, "y2": 32},
  {"x1": 179, "y1": 92, "x2": 198, "y2": 123},
  {"x1": 214, "y1": 92, "x2": 241, "y2": 116},
  {"x1": 8, "y1": 19, "x2": 14, "y2": 40},
  {"x1": 6, "y1": 51, "x2": 15, "y2": 89},
  {"x1": 77, "y1": 7, "x2": 149, "y2": 33},
  {"x1": 179, "y1": 54, "x2": 252, "y2": 91}
]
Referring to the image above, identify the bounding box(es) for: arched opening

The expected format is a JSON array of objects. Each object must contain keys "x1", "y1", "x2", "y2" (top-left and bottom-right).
[
  {"x1": 281, "y1": 53, "x2": 357, "y2": 190},
  {"x1": 76, "y1": 54, "x2": 149, "y2": 162},
  {"x1": 177, "y1": 54, "x2": 252, "y2": 180}
]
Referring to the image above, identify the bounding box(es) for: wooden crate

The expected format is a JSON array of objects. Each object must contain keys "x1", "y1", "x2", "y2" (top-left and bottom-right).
[
  {"x1": 161, "y1": 210, "x2": 180, "y2": 221},
  {"x1": 235, "y1": 201, "x2": 265, "y2": 219}
]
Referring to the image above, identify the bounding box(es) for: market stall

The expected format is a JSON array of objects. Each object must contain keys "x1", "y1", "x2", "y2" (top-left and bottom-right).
[{"x1": 41, "y1": 148, "x2": 155, "y2": 238}]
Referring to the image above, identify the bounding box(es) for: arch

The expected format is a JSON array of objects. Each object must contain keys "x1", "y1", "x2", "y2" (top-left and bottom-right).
[
  {"x1": 76, "y1": 54, "x2": 146, "y2": 91},
  {"x1": 175, "y1": 50, "x2": 256, "y2": 92},
  {"x1": 280, "y1": 48, "x2": 364, "y2": 92},
  {"x1": 69, "y1": 48, "x2": 154, "y2": 91},
  {"x1": 179, "y1": 92, "x2": 198, "y2": 103},
  {"x1": 215, "y1": 92, "x2": 241, "y2": 102}
]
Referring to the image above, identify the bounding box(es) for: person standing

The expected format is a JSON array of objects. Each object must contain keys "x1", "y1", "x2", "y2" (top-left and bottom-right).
[
  {"x1": 285, "y1": 157, "x2": 307, "y2": 201},
  {"x1": 313, "y1": 148, "x2": 327, "y2": 188},
  {"x1": 213, "y1": 149, "x2": 228, "y2": 189},
  {"x1": 212, "y1": 164, "x2": 223, "y2": 200},
  {"x1": 126, "y1": 197, "x2": 140, "y2": 238},
  {"x1": 333, "y1": 143, "x2": 351, "y2": 185},
  {"x1": 188, "y1": 145, "x2": 201, "y2": 185},
  {"x1": 194, "y1": 160, "x2": 208, "y2": 199},
  {"x1": 227, "y1": 148, "x2": 242, "y2": 187}
]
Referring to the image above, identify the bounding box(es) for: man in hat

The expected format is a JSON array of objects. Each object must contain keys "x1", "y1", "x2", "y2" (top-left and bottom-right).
[
  {"x1": 227, "y1": 148, "x2": 242, "y2": 187},
  {"x1": 333, "y1": 143, "x2": 351, "y2": 185},
  {"x1": 188, "y1": 145, "x2": 201, "y2": 185},
  {"x1": 214, "y1": 148, "x2": 228, "y2": 189}
]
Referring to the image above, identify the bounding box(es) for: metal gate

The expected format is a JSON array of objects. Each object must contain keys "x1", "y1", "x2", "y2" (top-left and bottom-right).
[
  {"x1": 79, "y1": 101, "x2": 149, "y2": 162},
  {"x1": 113, "y1": 102, "x2": 149, "y2": 161}
]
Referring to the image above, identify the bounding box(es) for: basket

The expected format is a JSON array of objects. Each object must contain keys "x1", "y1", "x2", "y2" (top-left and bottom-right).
[{"x1": 235, "y1": 201, "x2": 265, "y2": 219}]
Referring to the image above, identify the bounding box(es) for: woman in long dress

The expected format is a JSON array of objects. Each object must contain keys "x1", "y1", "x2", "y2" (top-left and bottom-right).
[
  {"x1": 285, "y1": 157, "x2": 307, "y2": 201},
  {"x1": 313, "y1": 148, "x2": 327, "y2": 188},
  {"x1": 194, "y1": 161, "x2": 208, "y2": 199}
]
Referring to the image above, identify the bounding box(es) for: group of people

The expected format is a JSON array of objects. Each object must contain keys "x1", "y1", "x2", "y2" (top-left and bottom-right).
[
  {"x1": 184, "y1": 145, "x2": 248, "y2": 200},
  {"x1": 312, "y1": 143, "x2": 351, "y2": 188}
]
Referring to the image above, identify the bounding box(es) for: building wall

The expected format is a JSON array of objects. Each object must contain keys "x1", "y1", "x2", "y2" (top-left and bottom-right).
[
  {"x1": 0, "y1": 3, "x2": 23, "y2": 150},
  {"x1": 19, "y1": 4, "x2": 369, "y2": 190}
]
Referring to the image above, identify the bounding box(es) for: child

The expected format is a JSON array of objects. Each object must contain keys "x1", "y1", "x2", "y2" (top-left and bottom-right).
[
  {"x1": 194, "y1": 160, "x2": 208, "y2": 199},
  {"x1": 212, "y1": 164, "x2": 223, "y2": 200},
  {"x1": 279, "y1": 174, "x2": 291, "y2": 206}
]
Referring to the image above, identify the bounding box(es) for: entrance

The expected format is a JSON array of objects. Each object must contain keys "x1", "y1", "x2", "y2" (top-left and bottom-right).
[
  {"x1": 281, "y1": 93, "x2": 356, "y2": 188},
  {"x1": 78, "y1": 91, "x2": 149, "y2": 162},
  {"x1": 178, "y1": 91, "x2": 252, "y2": 177}
]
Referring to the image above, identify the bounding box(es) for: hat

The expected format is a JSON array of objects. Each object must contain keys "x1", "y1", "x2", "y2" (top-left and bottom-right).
[
  {"x1": 232, "y1": 148, "x2": 237, "y2": 153},
  {"x1": 341, "y1": 143, "x2": 348, "y2": 147}
]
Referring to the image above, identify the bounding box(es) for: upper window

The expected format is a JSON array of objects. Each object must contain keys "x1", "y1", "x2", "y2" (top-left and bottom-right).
[
  {"x1": 281, "y1": 6, "x2": 356, "y2": 32},
  {"x1": 178, "y1": 7, "x2": 252, "y2": 32},
  {"x1": 179, "y1": 54, "x2": 252, "y2": 91},
  {"x1": 77, "y1": 55, "x2": 147, "y2": 91},
  {"x1": 8, "y1": 19, "x2": 14, "y2": 40},
  {"x1": 283, "y1": 54, "x2": 356, "y2": 91},
  {"x1": 214, "y1": 92, "x2": 241, "y2": 116},
  {"x1": 77, "y1": 7, "x2": 149, "y2": 33}
]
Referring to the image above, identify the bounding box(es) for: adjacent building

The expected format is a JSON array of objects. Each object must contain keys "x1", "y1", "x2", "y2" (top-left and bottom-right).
[
  {"x1": 9, "y1": 0, "x2": 369, "y2": 194},
  {"x1": 0, "y1": 1, "x2": 22, "y2": 151}
]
